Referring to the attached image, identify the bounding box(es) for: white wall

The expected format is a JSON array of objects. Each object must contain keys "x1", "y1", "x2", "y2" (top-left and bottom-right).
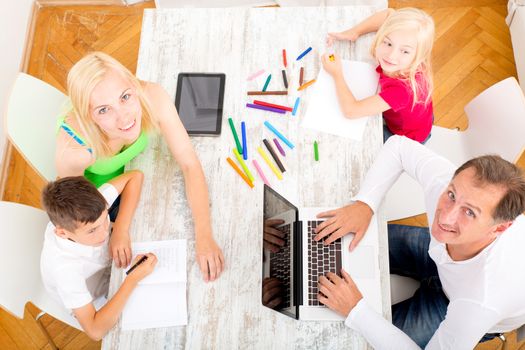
[{"x1": 0, "y1": 0, "x2": 34, "y2": 171}]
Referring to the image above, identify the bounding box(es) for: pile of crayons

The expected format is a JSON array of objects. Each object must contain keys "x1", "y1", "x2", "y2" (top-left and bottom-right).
[{"x1": 226, "y1": 118, "x2": 295, "y2": 188}]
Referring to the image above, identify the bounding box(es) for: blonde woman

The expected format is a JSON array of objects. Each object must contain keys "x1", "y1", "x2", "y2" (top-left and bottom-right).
[
  {"x1": 323, "y1": 8, "x2": 435, "y2": 144},
  {"x1": 56, "y1": 52, "x2": 223, "y2": 282}
]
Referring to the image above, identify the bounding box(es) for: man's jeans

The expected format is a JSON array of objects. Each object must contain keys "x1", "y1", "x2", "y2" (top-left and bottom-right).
[{"x1": 388, "y1": 224, "x2": 501, "y2": 347}]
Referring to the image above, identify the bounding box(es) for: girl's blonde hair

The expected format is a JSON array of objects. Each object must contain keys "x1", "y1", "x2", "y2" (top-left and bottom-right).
[
  {"x1": 67, "y1": 51, "x2": 158, "y2": 157},
  {"x1": 370, "y1": 8, "x2": 435, "y2": 107}
]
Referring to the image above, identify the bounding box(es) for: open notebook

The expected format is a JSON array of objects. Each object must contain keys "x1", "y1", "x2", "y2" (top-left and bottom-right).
[
  {"x1": 121, "y1": 240, "x2": 187, "y2": 330},
  {"x1": 301, "y1": 60, "x2": 379, "y2": 141}
]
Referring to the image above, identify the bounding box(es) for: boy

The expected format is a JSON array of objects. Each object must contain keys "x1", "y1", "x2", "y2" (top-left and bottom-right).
[{"x1": 40, "y1": 171, "x2": 157, "y2": 340}]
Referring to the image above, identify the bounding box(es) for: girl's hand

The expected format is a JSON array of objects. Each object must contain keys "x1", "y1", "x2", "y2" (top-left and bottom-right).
[
  {"x1": 125, "y1": 253, "x2": 157, "y2": 284},
  {"x1": 326, "y1": 29, "x2": 359, "y2": 46},
  {"x1": 321, "y1": 53, "x2": 343, "y2": 77},
  {"x1": 109, "y1": 227, "x2": 132, "y2": 268},
  {"x1": 196, "y1": 236, "x2": 225, "y2": 282}
]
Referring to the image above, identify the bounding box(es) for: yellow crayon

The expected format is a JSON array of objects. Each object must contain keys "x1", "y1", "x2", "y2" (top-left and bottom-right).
[
  {"x1": 257, "y1": 146, "x2": 283, "y2": 180},
  {"x1": 233, "y1": 148, "x2": 254, "y2": 182}
]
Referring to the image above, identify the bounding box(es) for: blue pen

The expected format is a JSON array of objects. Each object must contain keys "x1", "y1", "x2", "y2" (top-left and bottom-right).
[
  {"x1": 296, "y1": 47, "x2": 312, "y2": 61},
  {"x1": 241, "y1": 121, "x2": 247, "y2": 160},
  {"x1": 264, "y1": 121, "x2": 295, "y2": 149},
  {"x1": 292, "y1": 97, "x2": 300, "y2": 116}
]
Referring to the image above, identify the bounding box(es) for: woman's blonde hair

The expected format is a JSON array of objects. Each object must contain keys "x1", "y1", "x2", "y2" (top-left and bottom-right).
[
  {"x1": 66, "y1": 51, "x2": 158, "y2": 157},
  {"x1": 370, "y1": 8, "x2": 435, "y2": 107}
]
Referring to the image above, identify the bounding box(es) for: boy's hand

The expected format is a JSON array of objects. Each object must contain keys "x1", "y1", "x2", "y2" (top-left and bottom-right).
[
  {"x1": 125, "y1": 253, "x2": 157, "y2": 284},
  {"x1": 314, "y1": 201, "x2": 373, "y2": 251},
  {"x1": 326, "y1": 29, "x2": 359, "y2": 46},
  {"x1": 318, "y1": 269, "x2": 363, "y2": 317},
  {"x1": 321, "y1": 53, "x2": 343, "y2": 77},
  {"x1": 109, "y1": 227, "x2": 132, "y2": 268},
  {"x1": 196, "y1": 236, "x2": 224, "y2": 283}
]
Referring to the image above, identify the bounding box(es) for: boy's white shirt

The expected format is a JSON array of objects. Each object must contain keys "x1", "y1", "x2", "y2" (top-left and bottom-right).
[
  {"x1": 345, "y1": 135, "x2": 525, "y2": 349},
  {"x1": 40, "y1": 183, "x2": 119, "y2": 310}
]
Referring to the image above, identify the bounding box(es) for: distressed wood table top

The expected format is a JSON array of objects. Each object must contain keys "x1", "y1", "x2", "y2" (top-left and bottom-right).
[{"x1": 103, "y1": 4, "x2": 390, "y2": 349}]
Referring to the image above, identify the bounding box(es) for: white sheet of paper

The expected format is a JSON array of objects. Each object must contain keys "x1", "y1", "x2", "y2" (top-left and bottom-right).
[
  {"x1": 301, "y1": 60, "x2": 379, "y2": 140},
  {"x1": 121, "y1": 240, "x2": 187, "y2": 330}
]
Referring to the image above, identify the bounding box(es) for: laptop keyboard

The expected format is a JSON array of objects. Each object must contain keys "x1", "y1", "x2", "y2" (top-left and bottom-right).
[
  {"x1": 308, "y1": 220, "x2": 342, "y2": 306},
  {"x1": 270, "y1": 224, "x2": 291, "y2": 308}
]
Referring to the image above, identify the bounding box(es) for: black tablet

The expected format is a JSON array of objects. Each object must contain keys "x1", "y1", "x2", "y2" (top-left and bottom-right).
[{"x1": 174, "y1": 73, "x2": 225, "y2": 136}]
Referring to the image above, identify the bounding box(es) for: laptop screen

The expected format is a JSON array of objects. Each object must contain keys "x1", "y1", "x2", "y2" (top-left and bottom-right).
[{"x1": 262, "y1": 185, "x2": 300, "y2": 319}]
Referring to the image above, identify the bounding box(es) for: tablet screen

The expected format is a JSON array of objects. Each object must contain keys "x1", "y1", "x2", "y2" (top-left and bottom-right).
[{"x1": 175, "y1": 73, "x2": 225, "y2": 135}]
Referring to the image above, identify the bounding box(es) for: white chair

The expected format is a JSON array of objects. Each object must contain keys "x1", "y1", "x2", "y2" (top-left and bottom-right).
[
  {"x1": 384, "y1": 77, "x2": 525, "y2": 221},
  {"x1": 154, "y1": 0, "x2": 276, "y2": 7},
  {"x1": 6, "y1": 73, "x2": 69, "y2": 182},
  {"x1": 0, "y1": 201, "x2": 81, "y2": 348}
]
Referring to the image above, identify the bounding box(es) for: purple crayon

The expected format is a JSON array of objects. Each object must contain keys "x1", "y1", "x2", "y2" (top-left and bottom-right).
[
  {"x1": 273, "y1": 138, "x2": 286, "y2": 157},
  {"x1": 246, "y1": 103, "x2": 286, "y2": 114}
]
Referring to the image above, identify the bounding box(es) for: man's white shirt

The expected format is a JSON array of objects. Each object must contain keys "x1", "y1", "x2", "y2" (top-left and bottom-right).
[
  {"x1": 40, "y1": 183, "x2": 119, "y2": 310},
  {"x1": 345, "y1": 135, "x2": 525, "y2": 349}
]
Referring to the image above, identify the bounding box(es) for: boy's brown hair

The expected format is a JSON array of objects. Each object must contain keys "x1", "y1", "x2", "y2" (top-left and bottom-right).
[{"x1": 41, "y1": 176, "x2": 107, "y2": 231}]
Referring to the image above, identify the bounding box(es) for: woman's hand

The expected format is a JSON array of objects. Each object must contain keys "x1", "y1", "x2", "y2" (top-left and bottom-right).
[{"x1": 196, "y1": 235, "x2": 225, "y2": 282}]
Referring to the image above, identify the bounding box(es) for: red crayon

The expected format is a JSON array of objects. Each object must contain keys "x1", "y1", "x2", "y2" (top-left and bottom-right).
[
  {"x1": 282, "y1": 49, "x2": 287, "y2": 68},
  {"x1": 253, "y1": 100, "x2": 293, "y2": 112}
]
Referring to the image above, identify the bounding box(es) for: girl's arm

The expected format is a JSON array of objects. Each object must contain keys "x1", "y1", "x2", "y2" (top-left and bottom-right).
[
  {"x1": 327, "y1": 8, "x2": 394, "y2": 45},
  {"x1": 321, "y1": 54, "x2": 390, "y2": 118},
  {"x1": 144, "y1": 82, "x2": 224, "y2": 283}
]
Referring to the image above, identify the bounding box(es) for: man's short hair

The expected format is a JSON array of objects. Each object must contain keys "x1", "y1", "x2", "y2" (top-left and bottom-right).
[
  {"x1": 454, "y1": 155, "x2": 525, "y2": 222},
  {"x1": 41, "y1": 176, "x2": 107, "y2": 231}
]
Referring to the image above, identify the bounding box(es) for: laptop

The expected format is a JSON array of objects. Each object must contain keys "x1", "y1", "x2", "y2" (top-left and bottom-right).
[{"x1": 261, "y1": 185, "x2": 382, "y2": 320}]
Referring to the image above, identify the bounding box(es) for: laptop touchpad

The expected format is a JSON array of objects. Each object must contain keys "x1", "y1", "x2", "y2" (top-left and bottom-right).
[{"x1": 346, "y1": 245, "x2": 375, "y2": 279}]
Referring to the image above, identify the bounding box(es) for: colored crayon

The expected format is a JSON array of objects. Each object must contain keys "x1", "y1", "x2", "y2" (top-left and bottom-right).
[
  {"x1": 296, "y1": 47, "x2": 312, "y2": 61},
  {"x1": 298, "y1": 79, "x2": 316, "y2": 91},
  {"x1": 314, "y1": 141, "x2": 319, "y2": 161},
  {"x1": 226, "y1": 157, "x2": 254, "y2": 188},
  {"x1": 282, "y1": 69, "x2": 288, "y2": 89},
  {"x1": 247, "y1": 91, "x2": 288, "y2": 96},
  {"x1": 292, "y1": 97, "x2": 300, "y2": 116},
  {"x1": 273, "y1": 138, "x2": 286, "y2": 157},
  {"x1": 299, "y1": 67, "x2": 304, "y2": 86},
  {"x1": 262, "y1": 74, "x2": 272, "y2": 92},
  {"x1": 257, "y1": 146, "x2": 283, "y2": 180},
  {"x1": 241, "y1": 121, "x2": 247, "y2": 160},
  {"x1": 253, "y1": 100, "x2": 293, "y2": 112},
  {"x1": 282, "y1": 49, "x2": 287, "y2": 68},
  {"x1": 264, "y1": 121, "x2": 295, "y2": 149},
  {"x1": 253, "y1": 159, "x2": 270, "y2": 186},
  {"x1": 228, "y1": 117, "x2": 243, "y2": 154},
  {"x1": 246, "y1": 103, "x2": 286, "y2": 114},
  {"x1": 263, "y1": 139, "x2": 286, "y2": 173},
  {"x1": 329, "y1": 54, "x2": 335, "y2": 61},
  {"x1": 233, "y1": 148, "x2": 254, "y2": 182},
  {"x1": 247, "y1": 69, "x2": 265, "y2": 81}
]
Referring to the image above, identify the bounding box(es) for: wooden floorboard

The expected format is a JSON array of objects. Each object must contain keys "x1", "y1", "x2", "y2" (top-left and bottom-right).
[{"x1": 1, "y1": 0, "x2": 523, "y2": 348}]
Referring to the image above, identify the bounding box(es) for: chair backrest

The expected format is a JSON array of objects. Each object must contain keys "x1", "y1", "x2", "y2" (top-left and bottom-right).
[
  {"x1": 383, "y1": 77, "x2": 525, "y2": 221},
  {"x1": 6, "y1": 73, "x2": 69, "y2": 181},
  {"x1": 0, "y1": 201, "x2": 81, "y2": 330}
]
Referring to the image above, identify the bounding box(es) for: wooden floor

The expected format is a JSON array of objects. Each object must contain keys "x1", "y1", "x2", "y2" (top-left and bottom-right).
[{"x1": 1, "y1": 0, "x2": 523, "y2": 349}]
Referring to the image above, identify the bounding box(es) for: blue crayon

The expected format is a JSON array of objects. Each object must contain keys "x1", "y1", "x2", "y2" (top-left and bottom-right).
[
  {"x1": 296, "y1": 47, "x2": 312, "y2": 61},
  {"x1": 262, "y1": 74, "x2": 272, "y2": 92},
  {"x1": 292, "y1": 97, "x2": 300, "y2": 116},
  {"x1": 241, "y1": 121, "x2": 247, "y2": 160},
  {"x1": 264, "y1": 121, "x2": 295, "y2": 149}
]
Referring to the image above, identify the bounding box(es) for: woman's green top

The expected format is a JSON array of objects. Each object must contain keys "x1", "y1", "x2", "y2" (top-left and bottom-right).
[{"x1": 59, "y1": 120, "x2": 148, "y2": 187}]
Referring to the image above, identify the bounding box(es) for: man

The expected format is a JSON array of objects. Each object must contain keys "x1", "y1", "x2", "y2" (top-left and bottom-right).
[{"x1": 313, "y1": 135, "x2": 525, "y2": 349}]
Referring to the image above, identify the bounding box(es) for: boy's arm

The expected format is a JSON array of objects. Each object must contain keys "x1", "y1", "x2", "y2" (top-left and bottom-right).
[
  {"x1": 108, "y1": 170, "x2": 144, "y2": 268},
  {"x1": 73, "y1": 253, "x2": 157, "y2": 341}
]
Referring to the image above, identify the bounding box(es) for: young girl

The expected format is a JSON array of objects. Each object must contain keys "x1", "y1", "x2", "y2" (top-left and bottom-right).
[
  {"x1": 55, "y1": 52, "x2": 224, "y2": 282},
  {"x1": 322, "y1": 8, "x2": 435, "y2": 143}
]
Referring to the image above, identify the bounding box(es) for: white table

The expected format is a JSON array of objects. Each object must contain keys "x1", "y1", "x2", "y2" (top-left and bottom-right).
[{"x1": 103, "y1": 4, "x2": 390, "y2": 349}]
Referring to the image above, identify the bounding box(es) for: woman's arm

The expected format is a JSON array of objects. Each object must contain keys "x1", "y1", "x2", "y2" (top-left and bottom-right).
[
  {"x1": 55, "y1": 124, "x2": 95, "y2": 178},
  {"x1": 321, "y1": 54, "x2": 390, "y2": 118},
  {"x1": 144, "y1": 82, "x2": 224, "y2": 282}
]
